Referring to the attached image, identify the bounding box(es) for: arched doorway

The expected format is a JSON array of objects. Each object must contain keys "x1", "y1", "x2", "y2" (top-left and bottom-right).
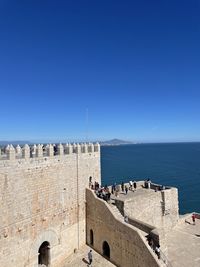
[
  {"x1": 90, "y1": 229, "x2": 94, "y2": 245},
  {"x1": 38, "y1": 241, "x2": 50, "y2": 266},
  {"x1": 102, "y1": 241, "x2": 110, "y2": 258}
]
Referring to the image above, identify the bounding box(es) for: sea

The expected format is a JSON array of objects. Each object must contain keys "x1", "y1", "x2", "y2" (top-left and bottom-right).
[{"x1": 101, "y1": 142, "x2": 200, "y2": 214}]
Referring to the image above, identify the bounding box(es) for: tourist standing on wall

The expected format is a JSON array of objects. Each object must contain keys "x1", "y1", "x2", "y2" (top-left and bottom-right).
[
  {"x1": 148, "y1": 237, "x2": 154, "y2": 249},
  {"x1": 121, "y1": 182, "x2": 124, "y2": 192},
  {"x1": 89, "y1": 176, "x2": 92, "y2": 188},
  {"x1": 115, "y1": 184, "x2": 120, "y2": 197},
  {"x1": 129, "y1": 180, "x2": 133, "y2": 190},
  {"x1": 192, "y1": 214, "x2": 196, "y2": 225},
  {"x1": 147, "y1": 179, "x2": 151, "y2": 189},
  {"x1": 111, "y1": 185, "x2": 114, "y2": 194},
  {"x1": 112, "y1": 183, "x2": 116, "y2": 194},
  {"x1": 125, "y1": 185, "x2": 128, "y2": 195},
  {"x1": 133, "y1": 181, "x2": 137, "y2": 191},
  {"x1": 155, "y1": 245, "x2": 161, "y2": 259}
]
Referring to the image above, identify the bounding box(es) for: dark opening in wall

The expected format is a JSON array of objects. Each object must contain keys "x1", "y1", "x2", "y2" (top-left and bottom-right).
[
  {"x1": 38, "y1": 241, "x2": 50, "y2": 266},
  {"x1": 103, "y1": 241, "x2": 110, "y2": 258},
  {"x1": 90, "y1": 229, "x2": 94, "y2": 245}
]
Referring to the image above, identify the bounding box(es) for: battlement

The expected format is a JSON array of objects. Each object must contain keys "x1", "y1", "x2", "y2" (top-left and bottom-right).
[
  {"x1": 0, "y1": 140, "x2": 101, "y2": 267},
  {"x1": 0, "y1": 142, "x2": 100, "y2": 161}
]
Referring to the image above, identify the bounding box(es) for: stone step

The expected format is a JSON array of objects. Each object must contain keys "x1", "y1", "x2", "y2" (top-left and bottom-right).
[{"x1": 109, "y1": 204, "x2": 124, "y2": 222}]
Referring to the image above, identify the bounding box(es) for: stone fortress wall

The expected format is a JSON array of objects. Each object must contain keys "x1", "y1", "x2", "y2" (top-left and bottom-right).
[
  {"x1": 122, "y1": 183, "x2": 179, "y2": 231},
  {"x1": 0, "y1": 142, "x2": 182, "y2": 267},
  {"x1": 0, "y1": 143, "x2": 101, "y2": 267},
  {"x1": 108, "y1": 181, "x2": 179, "y2": 256},
  {"x1": 108, "y1": 181, "x2": 179, "y2": 233},
  {"x1": 86, "y1": 189, "x2": 161, "y2": 267}
]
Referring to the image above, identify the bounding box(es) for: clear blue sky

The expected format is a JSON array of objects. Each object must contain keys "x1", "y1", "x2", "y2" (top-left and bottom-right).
[{"x1": 0, "y1": 0, "x2": 200, "y2": 142}]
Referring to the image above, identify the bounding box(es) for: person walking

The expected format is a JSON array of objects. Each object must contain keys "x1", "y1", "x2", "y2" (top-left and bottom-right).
[
  {"x1": 88, "y1": 250, "x2": 93, "y2": 266},
  {"x1": 121, "y1": 181, "x2": 124, "y2": 192}
]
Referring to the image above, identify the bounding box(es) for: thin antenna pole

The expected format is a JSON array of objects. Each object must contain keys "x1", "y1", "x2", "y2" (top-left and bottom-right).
[{"x1": 86, "y1": 108, "x2": 89, "y2": 142}]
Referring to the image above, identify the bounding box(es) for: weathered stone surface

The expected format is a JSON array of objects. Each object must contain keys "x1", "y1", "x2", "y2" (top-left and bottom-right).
[
  {"x1": 112, "y1": 182, "x2": 179, "y2": 232},
  {"x1": 0, "y1": 144, "x2": 100, "y2": 267},
  {"x1": 61, "y1": 245, "x2": 116, "y2": 267},
  {"x1": 86, "y1": 189, "x2": 161, "y2": 267},
  {"x1": 0, "y1": 142, "x2": 194, "y2": 267}
]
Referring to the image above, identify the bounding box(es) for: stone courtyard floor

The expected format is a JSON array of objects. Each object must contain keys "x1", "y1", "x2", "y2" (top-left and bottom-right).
[
  {"x1": 166, "y1": 214, "x2": 200, "y2": 267},
  {"x1": 110, "y1": 183, "x2": 160, "y2": 201},
  {"x1": 62, "y1": 245, "x2": 116, "y2": 267}
]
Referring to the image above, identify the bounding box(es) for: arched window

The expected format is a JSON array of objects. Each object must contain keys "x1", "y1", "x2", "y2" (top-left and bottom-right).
[
  {"x1": 90, "y1": 229, "x2": 94, "y2": 245},
  {"x1": 38, "y1": 241, "x2": 50, "y2": 266},
  {"x1": 102, "y1": 241, "x2": 110, "y2": 258}
]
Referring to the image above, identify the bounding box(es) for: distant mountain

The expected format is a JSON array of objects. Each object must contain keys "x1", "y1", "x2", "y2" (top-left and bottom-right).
[
  {"x1": 0, "y1": 139, "x2": 134, "y2": 147},
  {"x1": 0, "y1": 141, "x2": 31, "y2": 146},
  {"x1": 99, "y1": 139, "x2": 133, "y2": 146}
]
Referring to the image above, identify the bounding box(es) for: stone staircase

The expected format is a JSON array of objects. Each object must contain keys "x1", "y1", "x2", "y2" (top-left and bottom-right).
[
  {"x1": 108, "y1": 200, "x2": 170, "y2": 267},
  {"x1": 108, "y1": 202, "x2": 125, "y2": 222}
]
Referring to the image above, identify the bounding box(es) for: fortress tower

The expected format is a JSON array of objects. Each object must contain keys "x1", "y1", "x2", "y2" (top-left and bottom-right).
[{"x1": 0, "y1": 143, "x2": 100, "y2": 267}]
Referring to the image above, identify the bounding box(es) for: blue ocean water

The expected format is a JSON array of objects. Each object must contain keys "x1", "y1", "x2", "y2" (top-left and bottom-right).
[{"x1": 101, "y1": 143, "x2": 200, "y2": 214}]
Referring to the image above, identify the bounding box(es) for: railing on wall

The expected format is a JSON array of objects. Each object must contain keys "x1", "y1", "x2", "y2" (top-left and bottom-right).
[{"x1": 194, "y1": 212, "x2": 200, "y2": 219}]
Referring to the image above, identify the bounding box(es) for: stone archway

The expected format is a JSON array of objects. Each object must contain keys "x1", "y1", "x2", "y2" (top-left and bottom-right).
[
  {"x1": 102, "y1": 241, "x2": 110, "y2": 258},
  {"x1": 38, "y1": 241, "x2": 50, "y2": 266},
  {"x1": 29, "y1": 229, "x2": 59, "y2": 267}
]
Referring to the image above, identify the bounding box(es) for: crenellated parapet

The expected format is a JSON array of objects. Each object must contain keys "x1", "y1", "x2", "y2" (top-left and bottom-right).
[{"x1": 0, "y1": 142, "x2": 100, "y2": 161}]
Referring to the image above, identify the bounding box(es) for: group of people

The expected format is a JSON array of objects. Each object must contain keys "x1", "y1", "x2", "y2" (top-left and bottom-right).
[
  {"x1": 89, "y1": 177, "x2": 111, "y2": 202},
  {"x1": 109, "y1": 180, "x2": 137, "y2": 197},
  {"x1": 95, "y1": 186, "x2": 111, "y2": 202},
  {"x1": 144, "y1": 179, "x2": 151, "y2": 189},
  {"x1": 120, "y1": 180, "x2": 137, "y2": 195},
  {"x1": 88, "y1": 177, "x2": 165, "y2": 264},
  {"x1": 89, "y1": 176, "x2": 139, "y2": 199},
  {"x1": 94, "y1": 179, "x2": 138, "y2": 200}
]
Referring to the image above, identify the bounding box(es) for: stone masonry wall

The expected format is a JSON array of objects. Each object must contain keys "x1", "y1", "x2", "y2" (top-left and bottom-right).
[
  {"x1": 123, "y1": 187, "x2": 179, "y2": 232},
  {"x1": 0, "y1": 143, "x2": 100, "y2": 267},
  {"x1": 86, "y1": 189, "x2": 161, "y2": 267}
]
